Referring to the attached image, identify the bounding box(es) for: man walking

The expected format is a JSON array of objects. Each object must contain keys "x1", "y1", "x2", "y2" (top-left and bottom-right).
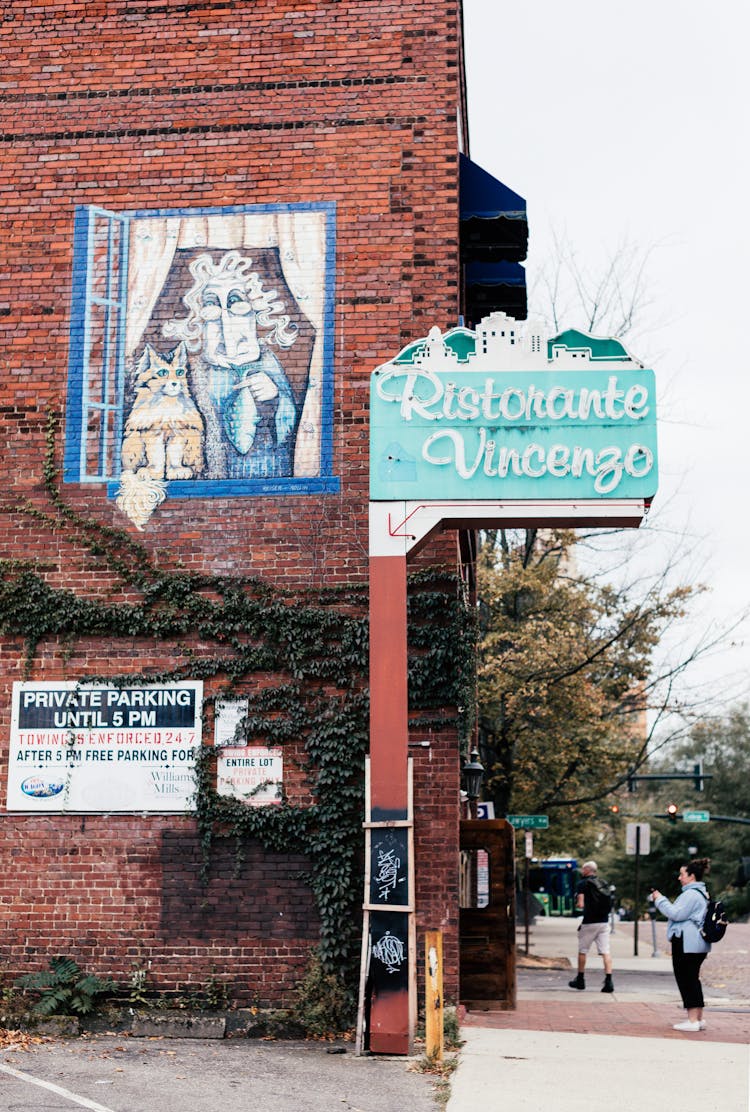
[{"x1": 568, "y1": 860, "x2": 614, "y2": 993}]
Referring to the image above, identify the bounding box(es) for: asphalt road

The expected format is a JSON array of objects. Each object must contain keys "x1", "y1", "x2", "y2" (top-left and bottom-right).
[{"x1": 0, "y1": 1036, "x2": 439, "y2": 1112}]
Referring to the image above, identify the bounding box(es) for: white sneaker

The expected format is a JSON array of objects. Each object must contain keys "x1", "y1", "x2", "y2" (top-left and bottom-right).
[
  {"x1": 673, "y1": 1020, "x2": 701, "y2": 1032},
  {"x1": 698, "y1": 1020, "x2": 707, "y2": 1030}
]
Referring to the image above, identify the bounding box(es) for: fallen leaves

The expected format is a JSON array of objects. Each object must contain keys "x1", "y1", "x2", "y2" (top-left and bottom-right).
[{"x1": 0, "y1": 1028, "x2": 46, "y2": 1052}]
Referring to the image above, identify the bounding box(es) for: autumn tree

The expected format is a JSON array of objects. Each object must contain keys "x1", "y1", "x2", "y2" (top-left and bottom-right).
[{"x1": 476, "y1": 528, "x2": 698, "y2": 843}]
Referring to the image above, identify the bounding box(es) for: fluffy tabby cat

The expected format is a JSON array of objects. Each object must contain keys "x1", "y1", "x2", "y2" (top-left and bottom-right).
[{"x1": 116, "y1": 343, "x2": 204, "y2": 529}]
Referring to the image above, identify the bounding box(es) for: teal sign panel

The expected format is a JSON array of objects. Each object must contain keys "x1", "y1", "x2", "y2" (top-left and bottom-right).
[{"x1": 371, "y1": 365, "x2": 658, "y2": 502}]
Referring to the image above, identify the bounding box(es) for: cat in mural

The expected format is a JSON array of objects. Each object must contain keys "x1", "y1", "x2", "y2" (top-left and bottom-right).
[
  {"x1": 116, "y1": 343, "x2": 204, "y2": 529},
  {"x1": 121, "y1": 342, "x2": 204, "y2": 479}
]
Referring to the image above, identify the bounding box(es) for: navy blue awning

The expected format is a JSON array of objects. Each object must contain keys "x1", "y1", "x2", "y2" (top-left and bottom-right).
[
  {"x1": 464, "y1": 261, "x2": 526, "y2": 286},
  {"x1": 460, "y1": 154, "x2": 526, "y2": 221},
  {"x1": 464, "y1": 260, "x2": 527, "y2": 320},
  {"x1": 459, "y1": 154, "x2": 528, "y2": 264}
]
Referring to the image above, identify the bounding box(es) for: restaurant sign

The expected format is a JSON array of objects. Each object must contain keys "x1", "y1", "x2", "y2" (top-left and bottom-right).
[{"x1": 370, "y1": 313, "x2": 658, "y2": 503}]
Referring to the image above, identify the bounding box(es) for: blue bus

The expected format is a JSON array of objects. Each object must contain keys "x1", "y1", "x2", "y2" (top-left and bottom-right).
[{"x1": 528, "y1": 857, "x2": 580, "y2": 916}]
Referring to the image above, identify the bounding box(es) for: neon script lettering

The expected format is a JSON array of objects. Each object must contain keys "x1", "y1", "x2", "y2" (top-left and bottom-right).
[{"x1": 375, "y1": 367, "x2": 650, "y2": 424}]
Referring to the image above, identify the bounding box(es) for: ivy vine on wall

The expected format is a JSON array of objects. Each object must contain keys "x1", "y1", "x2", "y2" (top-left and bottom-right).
[{"x1": 0, "y1": 410, "x2": 476, "y2": 989}]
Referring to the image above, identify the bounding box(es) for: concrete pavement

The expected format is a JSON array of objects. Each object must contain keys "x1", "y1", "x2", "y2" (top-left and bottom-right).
[
  {"x1": 447, "y1": 916, "x2": 750, "y2": 1112},
  {"x1": 517, "y1": 910, "x2": 675, "y2": 975},
  {"x1": 448, "y1": 1027, "x2": 749, "y2": 1112}
]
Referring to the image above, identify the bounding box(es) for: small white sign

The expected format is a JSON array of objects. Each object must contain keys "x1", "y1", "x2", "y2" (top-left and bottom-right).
[
  {"x1": 217, "y1": 746, "x2": 283, "y2": 805},
  {"x1": 525, "y1": 831, "x2": 534, "y2": 858},
  {"x1": 214, "y1": 698, "x2": 247, "y2": 747},
  {"x1": 626, "y1": 822, "x2": 651, "y2": 855}
]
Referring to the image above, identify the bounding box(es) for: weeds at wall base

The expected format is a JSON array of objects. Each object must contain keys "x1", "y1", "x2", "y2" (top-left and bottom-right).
[{"x1": 409, "y1": 1051, "x2": 459, "y2": 1109}]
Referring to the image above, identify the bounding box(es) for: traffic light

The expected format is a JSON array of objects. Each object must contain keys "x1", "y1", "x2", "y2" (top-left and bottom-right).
[
  {"x1": 693, "y1": 761, "x2": 705, "y2": 792},
  {"x1": 667, "y1": 803, "x2": 679, "y2": 823},
  {"x1": 610, "y1": 804, "x2": 620, "y2": 814}
]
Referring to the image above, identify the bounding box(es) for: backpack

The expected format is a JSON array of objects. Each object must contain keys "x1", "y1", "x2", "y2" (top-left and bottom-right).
[
  {"x1": 586, "y1": 876, "x2": 613, "y2": 917},
  {"x1": 700, "y1": 892, "x2": 728, "y2": 943}
]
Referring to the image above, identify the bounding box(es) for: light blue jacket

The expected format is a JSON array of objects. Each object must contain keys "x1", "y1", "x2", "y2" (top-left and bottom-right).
[{"x1": 654, "y1": 881, "x2": 711, "y2": 954}]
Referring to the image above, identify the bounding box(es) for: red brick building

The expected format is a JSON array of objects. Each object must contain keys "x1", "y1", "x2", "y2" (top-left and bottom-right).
[{"x1": 0, "y1": 2, "x2": 525, "y2": 1017}]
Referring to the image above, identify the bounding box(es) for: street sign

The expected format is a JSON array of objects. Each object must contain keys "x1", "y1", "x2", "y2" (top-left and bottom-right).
[
  {"x1": 476, "y1": 801, "x2": 496, "y2": 820},
  {"x1": 507, "y1": 814, "x2": 549, "y2": 829},
  {"x1": 626, "y1": 821, "x2": 650, "y2": 854},
  {"x1": 683, "y1": 810, "x2": 710, "y2": 823}
]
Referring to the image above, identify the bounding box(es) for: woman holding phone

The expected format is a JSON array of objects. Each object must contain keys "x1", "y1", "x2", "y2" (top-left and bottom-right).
[{"x1": 650, "y1": 857, "x2": 711, "y2": 1032}]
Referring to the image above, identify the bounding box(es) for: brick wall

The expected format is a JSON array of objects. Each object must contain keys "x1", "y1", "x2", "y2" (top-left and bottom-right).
[
  {"x1": 0, "y1": 0, "x2": 466, "y2": 1006},
  {"x1": 411, "y1": 728, "x2": 461, "y2": 995},
  {"x1": 0, "y1": 816, "x2": 319, "y2": 1005}
]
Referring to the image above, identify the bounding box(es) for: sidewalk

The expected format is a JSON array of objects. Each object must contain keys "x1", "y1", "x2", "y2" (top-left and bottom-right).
[
  {"x1": 517, "y1": 911, "x2": 675, "y2": 974},
  {"x1": 447, "y1": 916, "x2": 750, "y2": 1112}
]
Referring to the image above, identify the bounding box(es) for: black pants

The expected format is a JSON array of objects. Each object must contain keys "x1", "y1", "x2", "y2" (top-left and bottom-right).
[{"x1": 671, "y1": 934, "x2": 707, "y2": 1010}]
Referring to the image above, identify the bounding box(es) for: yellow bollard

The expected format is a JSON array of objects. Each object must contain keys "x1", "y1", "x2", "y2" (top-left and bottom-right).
[{"x1": 425, "y1": 930, "x2": 443, "y2": 1062}]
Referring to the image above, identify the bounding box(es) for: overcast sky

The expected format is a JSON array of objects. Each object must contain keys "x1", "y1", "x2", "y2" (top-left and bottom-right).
[{"x1": 463, "y1": 1, "x2": 750, "y2": 709}]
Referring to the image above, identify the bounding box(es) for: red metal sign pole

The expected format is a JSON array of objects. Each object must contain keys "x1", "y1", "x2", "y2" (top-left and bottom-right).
[
  {"x1": 366, "y1": 552, "x2": 410, "y2": 1054},
  {"x1": 369, "y1": 554, "x2": 408, "y2": 815}
]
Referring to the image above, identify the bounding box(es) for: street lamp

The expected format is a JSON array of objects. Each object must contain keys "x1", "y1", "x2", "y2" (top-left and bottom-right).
[{"x1": 462, "y1": 748, "x2": 484, "y2": 816}]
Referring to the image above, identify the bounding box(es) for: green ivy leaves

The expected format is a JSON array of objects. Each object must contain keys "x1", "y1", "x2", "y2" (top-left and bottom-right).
[{"x1": 1, "y1": 408, "x2": 476, "y2": 992}]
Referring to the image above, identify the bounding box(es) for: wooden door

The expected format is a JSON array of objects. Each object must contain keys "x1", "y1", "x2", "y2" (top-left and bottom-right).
[{"x1": 459, "y1": 818, "x2": 516, "y2": 1009}]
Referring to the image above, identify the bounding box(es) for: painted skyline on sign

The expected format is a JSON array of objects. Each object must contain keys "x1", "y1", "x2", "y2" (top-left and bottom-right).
[{"x1": 370, "y1": 312, "x2": 658, "y2": 503}]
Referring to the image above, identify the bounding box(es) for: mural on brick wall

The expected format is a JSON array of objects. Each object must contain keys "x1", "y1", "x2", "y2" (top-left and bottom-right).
[{"x1": 64, "y1": 203, "x2": 337, "y2": 528}]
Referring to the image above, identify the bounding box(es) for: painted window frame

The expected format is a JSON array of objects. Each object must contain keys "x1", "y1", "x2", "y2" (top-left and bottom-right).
[{"x1": 64, "y1": 201, "x2": 339, "y2": 499}]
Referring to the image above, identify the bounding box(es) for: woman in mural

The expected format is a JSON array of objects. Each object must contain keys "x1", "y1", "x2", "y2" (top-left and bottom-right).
[{"x1": 163, "y1": 250, "x2": 301, "y2": 480}]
